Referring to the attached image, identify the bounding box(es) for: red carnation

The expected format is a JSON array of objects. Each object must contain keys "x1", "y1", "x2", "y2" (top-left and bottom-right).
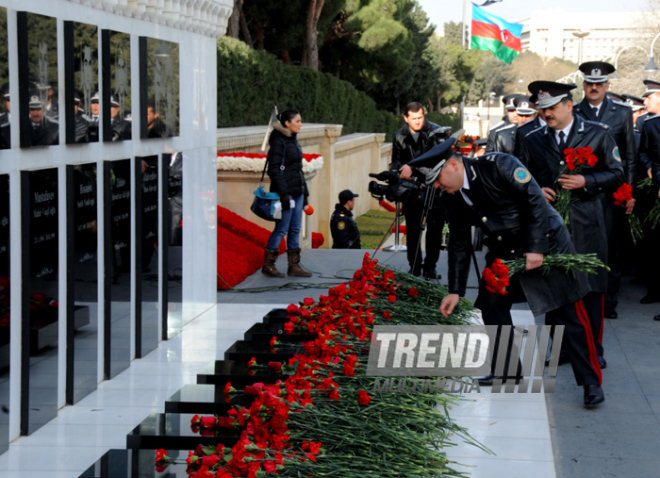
[
  {"x1": 199, "y1": 415, "x2": 217, "y2": 428},
  {"x1": 613, "y1": 183, "x2": 633, "y2": 206},
  {"x1": 387, "y1": 295, "x2": 396, "y2": 302},
  {"x1": 286, "y1": 304, "x2": 299, "y2": 313},
  {"x1": 482, "y1": 259, "x2": 510, "y2": 295},
  {"x1": 358, "y1": 390, "x2": 371, "y2": 406},
  {"x1": 408, "y1": 287, "x2": 418, "y2": 297},
  {"x1": 268, "y1": 361, "x2": 282, "y2": 372}
]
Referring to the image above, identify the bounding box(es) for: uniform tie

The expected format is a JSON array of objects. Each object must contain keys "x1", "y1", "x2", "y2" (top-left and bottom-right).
[{"x1": 558, "y1": 131, "x2": 567, "y2": 153}]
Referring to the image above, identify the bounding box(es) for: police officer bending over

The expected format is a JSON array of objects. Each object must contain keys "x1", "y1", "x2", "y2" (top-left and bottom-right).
[
  {"x1": 330, "y1": 189, "x2": 361, "y2": 249},
  {"x1": 410, "y1": 138, "x2": 604, "y2": 408}
]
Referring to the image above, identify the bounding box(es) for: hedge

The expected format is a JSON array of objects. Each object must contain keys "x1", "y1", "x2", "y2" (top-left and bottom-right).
[{"x1": 216, "y1": 38, "x2": 459, "y2": 142}]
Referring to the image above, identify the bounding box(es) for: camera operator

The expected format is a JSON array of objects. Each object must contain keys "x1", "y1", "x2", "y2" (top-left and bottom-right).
[{"x1": 390, "y1": 102, "x2": 451, "y2": 278}]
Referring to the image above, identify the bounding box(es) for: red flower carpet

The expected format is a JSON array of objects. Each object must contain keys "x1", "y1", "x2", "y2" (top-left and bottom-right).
[{"x1": 159, "y1": 253, "x2": 486, "y2": 477}]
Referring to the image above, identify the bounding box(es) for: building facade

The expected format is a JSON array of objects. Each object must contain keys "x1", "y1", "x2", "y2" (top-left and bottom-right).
[
  {"x1": 0, "y1": 0, "x2": 232, "y2": 454},
  {"x1": 520, "y1": 10, "x2": 648, "y2": 63}
]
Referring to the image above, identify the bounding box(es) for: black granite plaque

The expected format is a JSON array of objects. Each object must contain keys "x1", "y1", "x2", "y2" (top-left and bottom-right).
[
  {"x1": 80, "y1": 449, "x2": 192, "y2": 478},
  {"x1": 165, "y1": 152, "x2": 182, "y2": 339},
  {"x1": 64, "y1": 22, "x2": 99, "y2": 144},
  {"x1": 21, "y1": 169, "x2": 58, "y2": 435},
  {"x1": 17, "y1": 12, "x2": 59, "y2": 148},
  {"x1": 0, "y1": 8, "x2": 10, "y2": 150},
  {"x1": 136, "y1": 156, "x2": 158, "y2": 357},
  {"x1": 101, "y1": 30, "x2": 131, "y2": 142},
  {"x1": 103, "y1": 159, "x2": 131, "y2": 379},
  {"x1": 0, "y1": 174, "x2": 9, "y2": 453},
  {"x1": 66, "y1": 163, "x2": 98, "y2": 404},
  {"x1": 139, "y1": 37, "x2": 179, "y2": 139}
]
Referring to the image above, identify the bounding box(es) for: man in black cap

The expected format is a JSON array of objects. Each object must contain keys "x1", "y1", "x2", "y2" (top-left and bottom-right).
[
  {"x1": 574, "y1": 62, "x2": 637, "y2": 319},
  {"x1": 485, "y1": 94, "x2": 519, "y2": 152},
  {"x1": 513, "y1": 93, "x2": 545, "y2": 163},
  {"x1": 72, "y1": 90, "x2": 90, "y2": 143},
  {"x1": 28, "y1": 94, "x2": 59, "y2": 146},
  {"x1": 416, "y1": 138, "x2": 604, "y2": 407},
  {"x1": 520, "y1": 81, "x2": 623, "y2": 369},
  {"x1": 390, "y1": 101, "x2": 451, "y2": 278},
  {"x1": 330, "y1": 189, "x2": 361, "y2": 249},
  {"x1": 146, "y1": 99, "x2": 169, "y2": 138},
  {"x1": 85, "y1": 91, "x2": 100, "y2": 142},
  {"x1": 109, "y1": 94, "x2": 131, "y2": 141},
  {"x1": 637, "y1": 80, "x2": 660, "y2": 309}
]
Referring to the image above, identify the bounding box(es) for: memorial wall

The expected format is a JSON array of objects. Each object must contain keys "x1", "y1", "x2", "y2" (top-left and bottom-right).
[{"x1": 0, "y1": 0, "x2": 229, "y2": 453}]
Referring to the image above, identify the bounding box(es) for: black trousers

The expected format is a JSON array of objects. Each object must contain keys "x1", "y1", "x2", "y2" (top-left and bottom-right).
[
  {"x1": 403, "y1": 197, "x2": 445, "y2": 273},
  {"x1": 478, "y1": 275, "x2": 602, "y2": 386},
  {"x1": 582, "y1": 291, "x2": 604, "y2": 358}
]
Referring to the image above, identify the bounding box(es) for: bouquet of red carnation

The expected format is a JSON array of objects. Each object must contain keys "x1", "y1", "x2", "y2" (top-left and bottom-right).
[
  {"x1": 482, "y1": 259, "x2": 510, "y2": 295},
  {"x1": 613, "y1": 183, "x2": 643, "y2": 245},
  {"x1": 484, "y1": 254, "x2": 608, "y2": 296},
  {"x1": 555, "y1": 147, "x2": 598, "y2": 225}
]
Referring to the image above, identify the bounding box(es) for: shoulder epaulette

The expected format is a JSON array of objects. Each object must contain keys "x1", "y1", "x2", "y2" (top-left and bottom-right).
[
  {"x1": 583, "y1": 119, "x2": 610, "y2": 131},
  {"x1": 525, "y1": 125, "x2": 545, "y2": 138},
  {"x1": 498, "y1": 123, "x2": 516, "y2": 132},
  {"x1": 644, "y1": 113, "x2": 660, "y2": 122},
  {"x1": 612, "y1": 100, "x2": 631, "y2": 109}
]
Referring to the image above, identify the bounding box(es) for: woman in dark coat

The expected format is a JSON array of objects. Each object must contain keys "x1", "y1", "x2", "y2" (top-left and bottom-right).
[{"x1": 262, "y1": 109, "x2": 311, "y2": 278}]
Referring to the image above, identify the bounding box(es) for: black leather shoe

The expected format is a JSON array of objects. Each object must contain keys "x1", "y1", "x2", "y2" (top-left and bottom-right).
[
  {"x1": 598, "y1": 356, "x2": 607, "y2": 369},
  {"x1": 604, "y1": 309, "x2": 618, "y2": 319},
  {"x1": 640, "y1": 294, "x2": 660, "y2": 304},
  {"x1": 584, "y1": 384, "x2": 605, "y2": 407},
  {"x1": 423, "y1": 268, "x2": 440, "y2": 280},
  {"x1": 654, "y1": 314, "x2": 660, "y2": 321}
]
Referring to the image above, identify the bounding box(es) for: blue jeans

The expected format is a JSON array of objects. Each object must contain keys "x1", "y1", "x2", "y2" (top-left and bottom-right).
[{"x1": 266, "y1": 194, "x2": 303, "y2": 250}]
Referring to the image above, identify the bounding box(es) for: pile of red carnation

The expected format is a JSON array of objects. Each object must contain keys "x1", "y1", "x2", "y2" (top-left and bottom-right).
[{"x1": 156, "y1": 254, "x2": 481, "y2": 477}]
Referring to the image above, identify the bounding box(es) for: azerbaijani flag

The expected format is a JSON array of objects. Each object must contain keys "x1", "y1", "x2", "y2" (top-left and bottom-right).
[{"x1": 470, "y1": 3, "x2": 523, "y2": 64}]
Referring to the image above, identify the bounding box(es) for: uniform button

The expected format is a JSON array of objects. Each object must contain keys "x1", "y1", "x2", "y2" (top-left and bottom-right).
[
  {"x1": 482, "y1": 217, "x2": 487, "y2": 223},
  {"x1": 497, "y1": 236, "x2": 502, "y2": 241},
  {"x1": 510, "y1": 250, "x2": 515, "y2": 254},
  {"x1": 560, "y1": 161, "x2": 565, "y2": 166}
]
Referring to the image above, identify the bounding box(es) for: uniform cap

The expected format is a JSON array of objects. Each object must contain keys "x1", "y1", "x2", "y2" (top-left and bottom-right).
[
  {"x1": 642, "y1": 79, "x2": 660, "y2": 98},
  {"x1": 623, "y1": 94, "x2": 645, "y2": 111},
  {"x1": 528, "y1": 81, "x2": 577, "y2": 109},
  {"x1": 502, "y1": 93, "x2": 518, "y2": 111},
  {"x1": 514, "y1": 95, "x2": 537, "y2": 116},
  {"x1": 338, "y1": 189, "x2": 359, "y2": 205},
  {"x1": 579, "y1": 61, "x2": 615, "y2": 83}
]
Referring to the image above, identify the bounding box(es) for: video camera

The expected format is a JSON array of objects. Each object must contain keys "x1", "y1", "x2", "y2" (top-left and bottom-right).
[{"x1": 368, "y1": 170, "x2": 422, "y2": 203}]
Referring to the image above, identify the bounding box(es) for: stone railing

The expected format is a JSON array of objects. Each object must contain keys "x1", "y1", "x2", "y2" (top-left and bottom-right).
[
  {"x1": 66, "y1": 0, "x2": 234, "y2": 37},
  {"x1": 217, "y1": 124, "x2": 388, "y2": 249}
]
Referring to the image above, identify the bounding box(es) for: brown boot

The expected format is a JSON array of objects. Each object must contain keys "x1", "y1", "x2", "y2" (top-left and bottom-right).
[
  {"x1": 262, "y1": 249, "x2": 284, "y2": 278},
  {"x1": 287, "y1": 248, "x2": 312, "y2": 277}
]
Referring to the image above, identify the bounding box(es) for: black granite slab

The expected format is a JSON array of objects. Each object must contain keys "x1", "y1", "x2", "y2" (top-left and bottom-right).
[
  {"x1": 261, "y1": 308, "x2": 288, "y2": 324},
  {"x1": 163, "y1": 384, "x2": 253, "y2": 414},
  {"x1": 223, "y1": 339, "x2": 300, "y2": 362},
  {"x1": 126, "y1": 413, "x2": 239, "y2": 450},
  {"x1": 195, "y1": 360, "x2": 287, "y2": 387},
  {"x1": 243, "y1": 322, "x2": 315, "y2": 343}
]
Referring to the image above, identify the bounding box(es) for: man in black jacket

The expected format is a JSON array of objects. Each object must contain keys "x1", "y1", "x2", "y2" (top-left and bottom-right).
[
  {"x1": 638, "y1": 80, "x2": 660, "y2": 309},
  {"x1": 411, "y1": 138, "x2": 604, "y2": 407},
  {"x1": 519, "y1": 81, "x2": 624, "y2": 369},
  {"x1": 390, "y1": 102, "x2": 451, "y2": 278},
  {"x1": 330, "y1": 189, "x2": 361, "y2": 249},
  {"x1": 574, "y1": 62, "x2": 638, "y2": 319}
]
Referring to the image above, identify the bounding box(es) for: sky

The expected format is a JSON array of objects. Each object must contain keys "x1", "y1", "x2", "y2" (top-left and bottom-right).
[{"x1": 416, "y1": 0, "x2": 651, "y2": 32}]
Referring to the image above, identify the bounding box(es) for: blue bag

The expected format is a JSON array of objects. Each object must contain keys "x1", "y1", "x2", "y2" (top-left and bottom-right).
[{"x1": 251, "y1": 186, "x2": 280, "y2": 221}]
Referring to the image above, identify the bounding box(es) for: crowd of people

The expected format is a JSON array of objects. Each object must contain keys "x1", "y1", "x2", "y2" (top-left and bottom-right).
[{"x1": 258, "y1": 62, "x2": 660, "y2": 408}]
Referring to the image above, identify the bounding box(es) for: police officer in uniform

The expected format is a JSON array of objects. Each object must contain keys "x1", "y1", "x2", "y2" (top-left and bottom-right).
[
  {"x1": 28, "y1": 94, "x2": 59, "y2": 146},
  {"x1": 513, "y1": 93, "x2": 545, "y2": 163},
  {"x1": 638, "y1": 80, "x2": 660, "y2": 308},
  {"x1": 520, "y1": 81, "x2": 624, "y2": 369},
  {"x1": 330, "y1": 189, "x2": 361, "y2": 249},
  {"x1": 574, "y1": 62, "x2": 637, "y2": 319},
  {"x1": 413, "y1": 138, "x2": 604, "y2": 407},
  {"x1": 489, "y1": 95, "x2": 537, "y2": 155},
  {"x1": 109, "y1": 94, "x2": 131, "y2": 141},
  {"x1": 390, "y1": 101, "x2": 451, "y2": 278},
  {"x1": 85, "y1": 91, "x2": 100, "y2": 142}
]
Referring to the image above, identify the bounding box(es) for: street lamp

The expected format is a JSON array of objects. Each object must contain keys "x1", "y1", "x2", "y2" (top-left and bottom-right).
[
  {"x1": 613, "y1": 45, "x2": 650, "y2": 77},
  {"x1": 487, "y1": 91, "x2": 495, "y2": 122},
  {"x1": 644, "y1": 32, "x2": 660, "y2": 72},
  {"x1": 572, "y1": 30, "x2": 590, "y2": 65}
]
